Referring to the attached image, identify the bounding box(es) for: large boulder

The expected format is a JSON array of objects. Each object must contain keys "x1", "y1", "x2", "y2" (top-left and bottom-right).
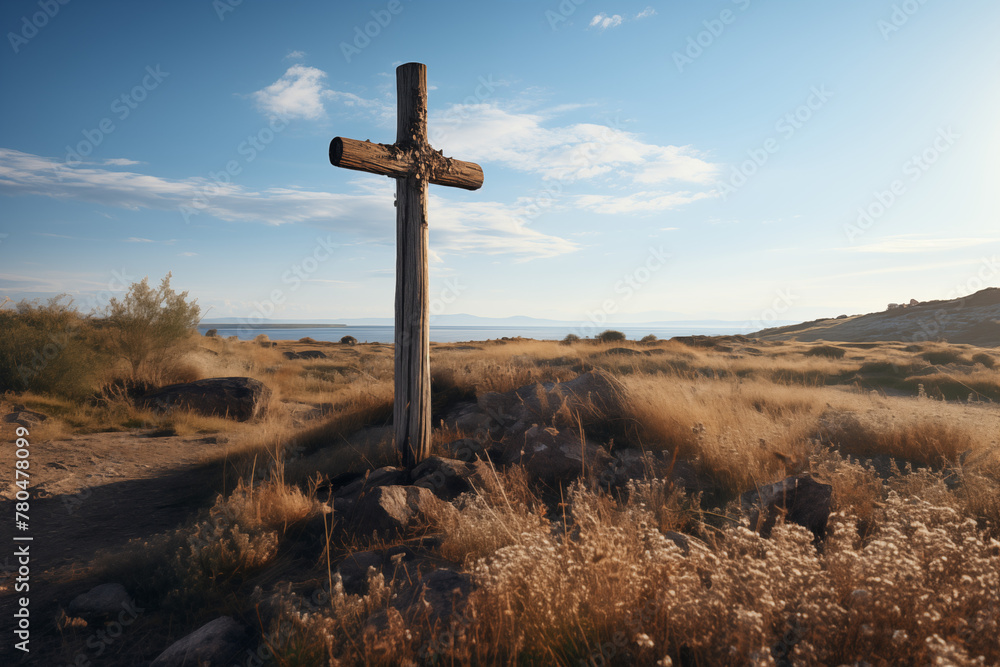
[
  {"x1": 741, "y1": 474, "x2": 832, "y2": 541},
  {"x1": 143, "y1": 377, "x2": 271, "y2": 421},
  {"x1": 348, "y1": 485, "x2": 457, "y2": 539},
  {"x1": 150, "y1": 616, "x2": 247, "y2": 667},
  {"x1": 4, "y1": 405, "x2": 48, "y2": 428}
]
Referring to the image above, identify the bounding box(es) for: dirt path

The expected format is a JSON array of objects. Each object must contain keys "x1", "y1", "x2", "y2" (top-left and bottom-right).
[{"x1": 0, "y1": 416, "x2": 238, "y2": 664}]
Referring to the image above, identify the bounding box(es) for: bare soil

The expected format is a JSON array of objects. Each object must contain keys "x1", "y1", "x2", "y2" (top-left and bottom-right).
[{"x1": 0, "y1": 403, "x2": 235, "y2": 664}]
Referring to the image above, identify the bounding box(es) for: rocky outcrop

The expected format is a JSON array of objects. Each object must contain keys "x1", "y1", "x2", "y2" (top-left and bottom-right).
[
  {"x1": 348, "y1": 485, "x2": 457, "y2": 539},
  {"x1": 741, "y1": 474, "x2": 833, "y2": 541},
  {"x1": 143, "y1": 377, "x2": 271, "y2": 421}
]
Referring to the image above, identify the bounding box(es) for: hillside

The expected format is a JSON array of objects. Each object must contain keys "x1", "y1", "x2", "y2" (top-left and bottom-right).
[{"x1": 753, "y1": 287, "x2": 1000, "y2": 347}]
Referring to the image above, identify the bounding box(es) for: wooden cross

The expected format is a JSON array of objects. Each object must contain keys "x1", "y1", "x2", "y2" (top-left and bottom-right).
[{"x1": 329, "y1": 62, "x2": 484, "y2": 468}]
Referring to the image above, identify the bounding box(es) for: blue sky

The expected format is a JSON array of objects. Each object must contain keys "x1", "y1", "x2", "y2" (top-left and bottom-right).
[{"x1": 1, "y1": 0, "x2": 998, "y2": 327}]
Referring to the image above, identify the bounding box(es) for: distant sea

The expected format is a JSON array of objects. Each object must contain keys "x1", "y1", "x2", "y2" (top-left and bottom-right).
[{"x1": 196, "y1": 324, "x2": 745, "y2": 344}]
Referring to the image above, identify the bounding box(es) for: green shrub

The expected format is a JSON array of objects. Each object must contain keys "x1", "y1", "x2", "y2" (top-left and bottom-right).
[
  {"x1": 0, "y1": 296, "x2": 104, "y2": 398},
  {"x1": 103, "y1": 273, "x2": 201, "y2": 380},
  {"x1": 597, "y1": 330, "x2": 626, "y2": 343}
]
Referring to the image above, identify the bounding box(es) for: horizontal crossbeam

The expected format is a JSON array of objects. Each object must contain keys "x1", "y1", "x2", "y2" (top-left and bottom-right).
[{"x1": 329, "y1": 137, "x2": 484, "y2": 191}]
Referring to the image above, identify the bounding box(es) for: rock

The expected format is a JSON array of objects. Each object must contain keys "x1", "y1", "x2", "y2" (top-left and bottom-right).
[
  {"x1": 337, "y1": 550, "x2": 386, "y2": 595},
  {"x1": 143, "y1": 377, "x2": 271, "y2": 422},
  {"x1": 333, "y1": 466, "x2": 407, "y2": 500},
  {"x1": 410, "y1": 456, "x2": 482, "y2": 500},
  {"x1": 4, "y1": 407, "x2": 48, "y2": 428},
  {"x1": 348, "y1": 485, "x2": 457, "y2": 539},
  {"x1": 150, "y1": 616, "x2": 246, "y2": 667},
  {"x1": 442, "y1": 438, "x2": 490, "y2": 462},
  {"x1": 67, "y1": 583, "x2": 132, "y2": 619},
  {"x1": 516, "y1": 425, "x2": 613, "y2": 484},
  {"x1": 741, "y1": 474, "x2": 832, "y2": 541},
  {"x1": 477, "y1": 370, "x2": 624, "y2": 437}
]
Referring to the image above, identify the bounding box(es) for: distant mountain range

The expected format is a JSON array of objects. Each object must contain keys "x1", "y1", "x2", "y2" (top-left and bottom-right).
[
  {"x1": 200, "y1": 313, "x2": 785, "y2": 328},
  {"x1": 751, "y1": 288, "x2": 1000, "y2": 347}
]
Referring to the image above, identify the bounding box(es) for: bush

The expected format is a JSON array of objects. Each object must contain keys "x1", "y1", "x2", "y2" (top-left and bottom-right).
[
  {"x1": 204, "y1": 329, "x2": 218, "y2": 337},
  {"x1": 103, "y1": 273, "x2": 200, "y2": 380},
  {"x1": 597, "y1": 330, "x2": 626, "y2": 343},
  {"x1": 640, "y1": 334, "x2": 658, "y2": 344},
  {"x1": 920, "y1": 349, "x2": 970, "y2": 366},
  {"x1": 971, "y1": 353, "x2": 995, "y2": 369},
  {"x1": 340, "y1": 335, "x2": 358, "y2": 346},
  {"x1": 0, "y1": 296, "x2": 104, "y2": 398},
  {"x1": 560, "y1": 333, "x2": 580, "y2": 345},
  {"x1": 254, "y1": 333, "x2": 270, "y2": 346},
  {"x1": 804, "y1": 345, "x2": 846, "y2": 359}
]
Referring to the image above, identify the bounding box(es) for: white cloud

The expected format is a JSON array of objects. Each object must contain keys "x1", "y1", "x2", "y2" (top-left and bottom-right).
[
  {"x1": 431, "y1": 103, "x2": 719, "y2": 185},
  {"x1": 284, "y1": 50, "x2": 306, "y2": 60},
  {"x1": 179, "y1": 251, "x2": 198, "y2": 257},
  {"x1": 125, "y1": 237, "x2": 154, "y2": 243},
  {"x1": 575, "y1": 190, "x2": 714, "y2": 214},
  {"x1": 0, "y1": 149, "x2": 577, "y2": 261},
  {"x1": 636, "y1": 7, "x2": 656, "y2": 19},
  {"x1": 252, "y1": 65, "x2": 332, "y2": 120},
  {"x1": 590, "y1": 13, "x2": 623, "y2": 29},
  {"x1": 103, "y1": 158, "x2": 142, "y2": 166}
]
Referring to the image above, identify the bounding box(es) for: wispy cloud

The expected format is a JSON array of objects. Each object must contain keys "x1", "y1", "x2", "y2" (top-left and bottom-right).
[
  {"x1": 575, "y1": 190, "x2": 714, "y2": 214},
  {"x1": 636, "y1": 7, "x2": 656, "y2": 20},
  {"x1": 179, "y1": 251, "x2": 198, "y2": 257},
  {"x1": 431, "y1": 104, "x2": 718, "y2": 186},
  {"x1": 284, "y1": 50, "x2": 306, "y2": 60},
  {"x1": 103, "y1": 158, "x2": 142, "y2": 166},
  {"x1": 841, "y1": 236, "x2": 999, "y2": 254},
  {"x1": 0, "y1": 149, "x2": 577, "y2": 261}
]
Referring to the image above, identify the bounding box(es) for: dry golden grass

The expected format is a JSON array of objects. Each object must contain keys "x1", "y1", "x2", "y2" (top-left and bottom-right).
[{"x1": 17, "y1": 333, "x2": 1000, "y2": 666}]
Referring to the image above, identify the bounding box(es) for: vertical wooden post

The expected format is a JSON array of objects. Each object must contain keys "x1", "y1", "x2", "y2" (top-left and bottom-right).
[
  {"x1": 393, "y1": 63, "x2": 431, "y2": 468},
  {"x1": 329, "y1": 62, "x2": 483, "y2": 469}
]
